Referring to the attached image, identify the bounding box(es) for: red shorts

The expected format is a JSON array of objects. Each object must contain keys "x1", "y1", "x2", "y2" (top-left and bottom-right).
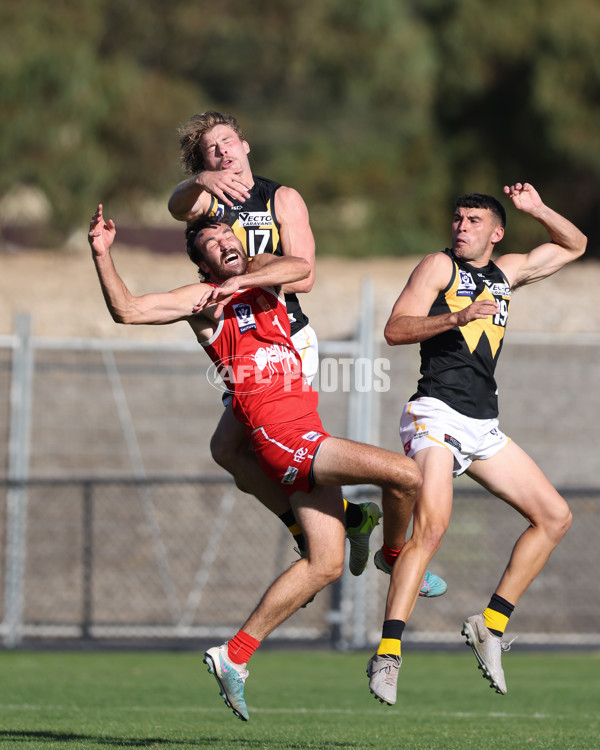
[{"x1": 250, "y1": 416, "x2": 330, "y2": 497}]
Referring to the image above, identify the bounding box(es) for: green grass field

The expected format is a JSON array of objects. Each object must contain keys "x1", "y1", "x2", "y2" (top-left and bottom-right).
[{"x1": 1, "y1": 649, "x2": 599, "y2": 749}]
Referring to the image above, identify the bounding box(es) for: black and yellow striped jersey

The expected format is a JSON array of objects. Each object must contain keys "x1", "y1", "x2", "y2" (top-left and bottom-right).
[
  {"x1": 208, "y1": 175, "x2": 309, "y2": 336},
  {"x1": 412, "y1": 248, "x2": 512, "y2": 418}
]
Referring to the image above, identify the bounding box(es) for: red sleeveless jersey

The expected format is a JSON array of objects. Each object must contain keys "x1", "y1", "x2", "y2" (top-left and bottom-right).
[{"x1": 202, "y1": 286, "x2": 318, "y2": 431}]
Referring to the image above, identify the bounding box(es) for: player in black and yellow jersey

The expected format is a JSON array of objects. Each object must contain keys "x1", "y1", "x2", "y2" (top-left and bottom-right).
[
  {"x1": 366, "y1": 183, "x2": 587, "y2": 706},
  {"x1": 167, "y1": 112, "x2": 443, "y2": 589}
]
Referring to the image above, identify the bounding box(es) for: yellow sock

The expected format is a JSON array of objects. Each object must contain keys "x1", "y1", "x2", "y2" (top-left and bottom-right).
[
  {"x1": 483, "y1": 607, "x2": 509, "y2": 636},
  {"x1": 377, "y1": 638, "x2": 401, "y2": 657}
]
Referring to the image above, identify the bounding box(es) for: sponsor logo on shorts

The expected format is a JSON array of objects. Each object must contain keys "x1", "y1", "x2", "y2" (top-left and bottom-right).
[
  {"x1": 293, "y1": 446, "x2": 309, "y2": 463},
  {"x1": 413, "y1": 429, "x2": 429, "y2": 439},
  {"x1": 233, "y1": 302, "x2": 257, "y2": 333},
  {"x1": 444, "y1": 433, "x2": 462, "y2": 450},
  {"x1": 457, "y1": 270, "x2": 476, "y2": 297},
  {"x1": 282, "y1": 466, "x2": 299, "y2": 484},
  {"x1": 302, "y1": 431, "x2": 323, "y2": 442},
  {"x1": 238, "y1": 211, "x2": 273, "y2": 228}
]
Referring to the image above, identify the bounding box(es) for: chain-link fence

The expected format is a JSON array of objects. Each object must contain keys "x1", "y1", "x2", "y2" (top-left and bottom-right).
[
  {"x1": 1, "y1": 304, "x2": 599, "y2": 649},
  {"x1": 1, "y1": 479, "x2": 598, "y2": 649}
]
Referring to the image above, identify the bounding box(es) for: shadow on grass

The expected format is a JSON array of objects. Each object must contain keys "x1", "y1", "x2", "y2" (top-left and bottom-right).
[
  {"x1": 0, "y1": 731, "x2": 185, "y2": 746},
  {"x1": 0, "y1": 730, "x2": 359, "y2": 748}
]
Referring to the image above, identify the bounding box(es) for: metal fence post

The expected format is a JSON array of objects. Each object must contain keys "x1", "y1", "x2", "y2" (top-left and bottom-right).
[
  {"x1": 3, "y1": 313, "x2": 34, "y2": 647},
  {"x1": 336, "y1": 278, "x2": 376, "y2": 650},
  {"x1": 82, "y1": 481, "x2": 94, "y2": 640}
]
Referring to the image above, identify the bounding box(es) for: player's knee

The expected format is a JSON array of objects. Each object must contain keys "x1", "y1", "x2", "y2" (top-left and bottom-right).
[
  {"x1": 307, "y1": 550, "x2": 344, "y2": 587},
  {"x1": 403, "y1": 459, "x2": 423, "y2": 492},
  {"x1": 209, "y1": 432, "x2": 227, "y2": 468},
  {"x1": 209, "y1": 431, "x2": 238, "y2": 472},
  {"x1": 320, "y1": 557, "x2": 344, "y2": 586},
  {"x1": 552, "y1": 504, "x2": 572, "y2": 541},
  {"x1": 539, "y1": 498, "x2": 572, "y2": 544},
  {"x1": 389, "y1": 457, "x2": 422, "y2": 495}
]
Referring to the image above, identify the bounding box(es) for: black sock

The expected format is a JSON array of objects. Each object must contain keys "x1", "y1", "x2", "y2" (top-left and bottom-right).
[{"x1": 344, "y1": 501, "x2": 363, "y2": 529}]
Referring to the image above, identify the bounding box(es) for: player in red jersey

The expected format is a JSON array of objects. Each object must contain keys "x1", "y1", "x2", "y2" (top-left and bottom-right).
[
  {"x1": 89, "y1": 206, "x2": 422, "y2": 721},
  {"x1": 170, "y1": 112, "x2": 446, "y2": 591}
]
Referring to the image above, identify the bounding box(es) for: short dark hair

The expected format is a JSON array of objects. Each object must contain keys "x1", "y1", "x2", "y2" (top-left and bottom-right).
[
  {"x1": 185, "y1": 209, "x2": 235, "y2": 280},
  {"x1": 455, "y1": 193, "x2": 506, "y2": 228}
]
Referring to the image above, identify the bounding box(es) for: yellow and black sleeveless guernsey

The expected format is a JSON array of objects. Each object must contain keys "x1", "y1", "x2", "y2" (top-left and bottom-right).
[
  {"x1": 207, "y1": 175, "x2": 309, "y2": 337},
  {"x1": 411, "y1": 248, "x2": 512, "y2": 419}
]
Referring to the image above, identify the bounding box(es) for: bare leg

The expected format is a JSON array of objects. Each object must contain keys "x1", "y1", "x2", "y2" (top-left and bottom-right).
[
  {"x1": 384, "y1": 446, "x2": 454, "y2": 622},
  {"x1": 241, "y1": 485, "x2": 345, "y2": 641},
  {"x1": 466, "y1": 440, "x2": 572, "y2": 605},
  {"x1": 312, "y1": 436, "x2": 421, "y2": 544}
]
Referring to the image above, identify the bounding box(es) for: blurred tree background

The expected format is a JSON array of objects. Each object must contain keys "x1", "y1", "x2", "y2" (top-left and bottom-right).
[{"x1": 1, "y1": 0, "x2": 599, "y2": 256}]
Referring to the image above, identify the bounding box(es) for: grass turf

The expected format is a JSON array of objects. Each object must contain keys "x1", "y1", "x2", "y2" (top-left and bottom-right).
[{"x1": 1, "y1": 649, "x2": 599, "y2": 749}]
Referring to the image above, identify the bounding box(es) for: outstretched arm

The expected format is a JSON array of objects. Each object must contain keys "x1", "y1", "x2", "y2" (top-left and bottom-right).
[
  {"x1": 168, "y1": 171, "x2": 252, "y2": 222},
  {"x1": 194, "y1": 254, "x2": 311, "y2": 318},
  {"x1": 496, "y1": 183, "x2": 587, "y2": 288},
  {"x1": 88, "y1": 204, "x2": 209, "y2": 326},
  {"x1": 384, "y1": 252, "x2": 499, "y2": 346}
]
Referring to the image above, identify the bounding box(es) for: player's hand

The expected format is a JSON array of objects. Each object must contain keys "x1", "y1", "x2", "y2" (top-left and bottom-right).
[
  {"x1": 196, "y1": 171, "x2": 252, "y2": 206},
  {"x1": 193, "y1": 277, "x2": 240, "y2": 318},
  {"x1": 503, "y1": 182, "x2": 543, "y2": 215},
  {"x1": 88, "y1": 204, "x2": 116, "y2": 256},
  {"x1": 455, "y1": 299, "x2": 499, "y2": 327}
]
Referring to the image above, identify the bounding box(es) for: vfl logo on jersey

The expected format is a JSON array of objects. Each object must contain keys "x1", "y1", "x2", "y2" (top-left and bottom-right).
[
  {"x1": 233, "y1": 302, "x2": 257, "y2": 333},
  {"x1": 238, "y1": 211, "x2": 273, "y2": 228},
  {"x1": 484, "y1": 280, "x2": 511, "y2": 297},
  {"x1": 457, "y1": 270, "x2": 476, "y2": 297},
  {"x1": 282, "y1": 466, "x2": 299, "y2": 485},
  {"x1": 212, "y1": 202, "x2": 242, "y2": 220}
]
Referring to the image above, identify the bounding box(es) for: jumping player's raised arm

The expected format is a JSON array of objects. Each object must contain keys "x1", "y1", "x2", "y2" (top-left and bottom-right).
[
  {"x1": 494, "y1": 183, "x2": 587, "y2": 289},
  {"x1": 88, "y1": 204, "x2": 210, "y2": 327}
]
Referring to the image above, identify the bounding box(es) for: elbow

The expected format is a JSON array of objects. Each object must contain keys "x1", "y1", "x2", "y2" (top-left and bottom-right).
[
  {"x1": 384, "y1": 324, "x2": 413, "y2": 347},
  {"x1": 110, "y1": 311, "x2": 129, "y2": 325},
  {"x1": 168, "y1": 203, "x2": 193, "y2": 223},
  {"x1": 576, "y1": 234, "x2": 588, "y2": 259},
  {"x1": 110, "y1": 307, "x2": 138, "y2": 326},
  {"x1": 384, "y1": 324, "x2": 402, "y2": 346},
  {"x1": 384, "y1": 330, "x2": 399, "y2": 347},
  {"x1": 294, "y1": 261, "x2": 313, "y2": 292},
  {"x1": 167, "y1": 194, "x2": 181, "y2": 219},
  {"x1": 296, "y1": 270, "x2": 314, "y2": 293},
  {"x1": 167, "y1": 193, "x2": 196, "y2": 223}
]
